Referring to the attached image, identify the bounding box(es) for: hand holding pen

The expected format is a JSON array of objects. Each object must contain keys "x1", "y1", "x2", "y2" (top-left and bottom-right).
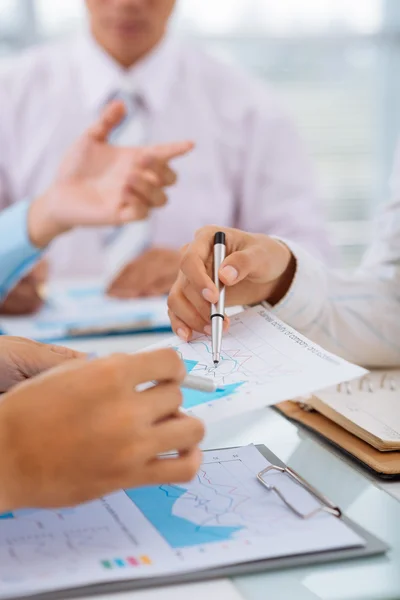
[{"x1": 168, "y1": 225, "x2": 294, "y2": 342}]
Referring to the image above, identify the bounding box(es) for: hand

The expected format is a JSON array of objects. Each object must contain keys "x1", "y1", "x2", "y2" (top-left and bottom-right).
[
  {"x1": 0, "y1": 336, "x2": 83, "y2": 393},
  {"x1": 28, "y1": 100, "x2": 194, "y2": 248},
  {"x1": 0, "y1": 259, "x2": 48, "y2": 316},
  {"x1": 30, "y1": 259, "x2": 49, "y2": 285},
  {"x1": 0, "y1": 274, "x2": 43, "y2": 315},
  {"x1": 168, "y1": 226, "x2": 296, "y2": 340},
  {"x1": 107, "y1": 247, "x2": 181, "y2": 298},
  {"x1": 0, "y1": 349, "x2": 204, "y2": 511}
]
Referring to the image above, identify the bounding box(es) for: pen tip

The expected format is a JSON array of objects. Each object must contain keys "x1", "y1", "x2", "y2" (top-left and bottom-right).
[{"x1": 214, "y1": 360, "x2": 219, "y2": 366}]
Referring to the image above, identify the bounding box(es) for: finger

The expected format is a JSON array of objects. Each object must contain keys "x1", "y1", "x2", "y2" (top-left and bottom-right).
[
  {"x1": 204, "y1": 315, "x2": 231, "y2": 337},
  {"x1": 183, "y1": 282, "x2": 212, "y2": 325},
  {"x1": 140, "y1": 166, "x2": 177, "y2": 189},
  {"x1": 219, "y1": 247, "x2": 263, "y2": 286},
  {"x1": 136, "y1": 163, "x2": 178, "y2": 188},
  {"x1": 140, "y1": 140, "x2": 194, "y2": 164},
  {"x1": 22, "y1": 343, "x2": 85, "y2": 379},
  {"x1": 145, "y1": 448, "x2": 202, "y2": 485},
  {"x1": 87, "y1": 100, "x2": 126, "y2": 143},
  {"x1": 168, "y1": 309, "x2": 192, "y2": 342},
  {"x1": 127, "y1": 171, "x2": 167, "y2": 208},
  {"x1": 48, "y1": 344, "x2": 86, "y2": 360},
  {"x1": 138, "y1": 157, "x2": 178, "y2": 187},
  {"x1": 168, "y1": 286, "x2": 209, "y2": 335},
  {"x1": 122, "y1": 348, "x2": 186, "y2": 386},
  {"x1": 180, "y1": 234, "x2": 218, "y2": 304},
  {"x1": 160, "y1": 165, "x2": 177, "y2": 187},
  {"x1": 116, "y1": 199, "x2": 149, "y2": 225},
  {"x1": 139, "y1": 383, "x2": 183, "y2": 423},
  {"x1": 150, "y1": 415, "x2": 205, "y2": 454},
  {"x1": 0, "y1": 338, "x2": 84, "y2": 386}
]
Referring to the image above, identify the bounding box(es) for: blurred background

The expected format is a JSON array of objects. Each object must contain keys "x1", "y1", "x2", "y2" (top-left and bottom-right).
[{"x1": 0, "y1": 0, "x2": 398, "y2": 268}]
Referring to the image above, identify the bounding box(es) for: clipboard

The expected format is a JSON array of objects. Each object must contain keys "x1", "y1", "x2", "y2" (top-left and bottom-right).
[{"x1": 10, "y1": 444, "x2": 388, "y2": 600}]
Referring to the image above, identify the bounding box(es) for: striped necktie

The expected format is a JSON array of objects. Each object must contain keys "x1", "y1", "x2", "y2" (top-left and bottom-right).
[{"x1": 103, "y1": 89, "x2": 151, "y2": 287}]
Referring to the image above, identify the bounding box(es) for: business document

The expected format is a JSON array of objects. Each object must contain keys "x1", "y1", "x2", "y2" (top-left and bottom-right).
[
  {"x1": 0, "y1": 285, "x2": 170, "y2": 342},
  {"x1": 149, "y1": 305, "x2": 366, "y2": 423},
  {"x1": 0, "y1": 446, "x2": 364, "y2": 599}
]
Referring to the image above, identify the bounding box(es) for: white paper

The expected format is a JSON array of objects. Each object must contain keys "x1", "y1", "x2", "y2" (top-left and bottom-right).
[
  {"x1": 148, "y1": 305, "x2": 367, "y2": 424},
  {"x1": 317, "y1": 385, "x2": 400, "y2": 444},
  {"x1": 0, "y1": 445, "x2": 364, "y2": 599},
  {"x1": 0, "y1": 285, "x2": 170, "y2": 342}
]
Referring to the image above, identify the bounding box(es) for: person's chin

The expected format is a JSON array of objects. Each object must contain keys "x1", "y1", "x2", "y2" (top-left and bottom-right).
[{"x1": 113, "y1": 21, "x2": 150, "y2": 39}]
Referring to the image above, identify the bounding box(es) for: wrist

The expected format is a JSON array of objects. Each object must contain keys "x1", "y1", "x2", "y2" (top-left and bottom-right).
[
  {"x1": 28, "y1": 186, "x2": 71, "y2": 248},
  {"x1": 266, "y1": 243, "x2": 296, "y2": 306}
]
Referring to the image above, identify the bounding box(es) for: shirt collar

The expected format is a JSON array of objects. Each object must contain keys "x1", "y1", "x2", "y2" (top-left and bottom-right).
[{"x1": 73, "y1": 31, "x2": 181, "y2": 114}]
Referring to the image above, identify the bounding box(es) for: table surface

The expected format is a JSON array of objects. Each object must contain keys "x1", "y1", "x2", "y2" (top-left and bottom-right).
[{"x1": 61, "y1": 332, "x2": 400, "y2": 600}]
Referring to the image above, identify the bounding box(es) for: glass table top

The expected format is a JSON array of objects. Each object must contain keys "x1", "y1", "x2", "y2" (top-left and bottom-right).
[
  {"x1": 204, "y1": 408, "x2": 400, "y2": 600},
  {"x1": 68, "y1": 332, "x2": 400, "y2": 600}
]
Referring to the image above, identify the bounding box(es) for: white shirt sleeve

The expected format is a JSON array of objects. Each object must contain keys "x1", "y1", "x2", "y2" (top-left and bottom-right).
[
  {"x1": 0, "y1": 200, "x2": 42, "y2": 300},
  {"x1": 268, "y1": 205, "x2": 400, "y2": 368}
]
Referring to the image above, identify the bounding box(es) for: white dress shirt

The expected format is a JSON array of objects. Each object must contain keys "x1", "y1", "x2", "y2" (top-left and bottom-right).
[
  {"x1": 0, "y1": 32, "x2": 330, "y2": 278},
  {"x1": 272, "y1": 147, "x2": 400, "y2": 368}
]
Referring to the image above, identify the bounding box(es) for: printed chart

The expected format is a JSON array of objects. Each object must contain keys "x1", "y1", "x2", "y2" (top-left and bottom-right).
[
  {"x1": 162, "y1": 306, "x2": 366, "y2": 422},
  {"x1": 182, "y1": 357, "x2": 244, "y2": 409},
  {"x1": 0, "y1": 447, "x2": 364, "y2": 600}
]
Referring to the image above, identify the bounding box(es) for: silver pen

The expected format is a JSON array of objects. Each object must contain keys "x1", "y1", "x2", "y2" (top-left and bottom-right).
[
  {"x1": 210, "y1": 231, "x2": 226, "y2": 365},
  {"x1": 182, "y1": 374, "x2": 222, "y2": 393}
]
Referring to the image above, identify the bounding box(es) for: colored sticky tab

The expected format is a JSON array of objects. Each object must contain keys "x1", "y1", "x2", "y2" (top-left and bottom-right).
[
  {"x1": 140, "y1": 555, "x2": 152, "y2": 565},
  {"x1": 101, "y1": 560, "x2": 112, "y2": 569},
  {"x1": 114, "y1": 559, "x2": 126, "y2": 568},
  {"x1": 127, "y1": 557, "x2": 139, "y2": 566}
]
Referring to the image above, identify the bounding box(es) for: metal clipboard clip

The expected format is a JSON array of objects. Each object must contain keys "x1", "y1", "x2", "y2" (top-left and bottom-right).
[{"x1": 257, "y1": 464, "x2": 342, "y2": 520}]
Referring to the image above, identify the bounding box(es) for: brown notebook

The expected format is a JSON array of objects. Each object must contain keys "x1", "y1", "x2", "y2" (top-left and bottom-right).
[
  {"x1": 305, "y1": 371, "x2": 400, "y2": 451},
  {"x1": 276, "y1": 400, "x2": 400, "y2": 479}
]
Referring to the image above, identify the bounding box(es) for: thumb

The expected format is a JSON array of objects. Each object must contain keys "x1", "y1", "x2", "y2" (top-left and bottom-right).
[
  {"x1": 87, "y1": 100, "x2": 126, "y2": 143},
  {"x1": 218, "y1": 249, "x2": 257, "y2": 287},
  {"x1": 23, "y1": 343, "x2": 86, "y2": 379}
]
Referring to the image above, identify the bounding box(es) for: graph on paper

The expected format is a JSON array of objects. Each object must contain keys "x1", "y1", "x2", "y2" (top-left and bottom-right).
[
  {"x1": 181, "y1": 357, "x2": 244, "y2": 409},
  {"x1": 153, "y1": 305, "x2": 367, "y2": 422},
  {"x1": 0, "y1": 446, "x2": 365, "y2": 600},
  {"x1": 125, "y1": 451, "x2": 306, "y2": 549}
]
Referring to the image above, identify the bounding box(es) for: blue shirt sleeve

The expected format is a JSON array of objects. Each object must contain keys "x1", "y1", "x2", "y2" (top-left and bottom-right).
[{"x1": 0, "y1": 200, "x2": 43, "y2": 300}]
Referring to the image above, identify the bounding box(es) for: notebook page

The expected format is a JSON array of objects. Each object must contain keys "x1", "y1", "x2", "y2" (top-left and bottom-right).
[{"x1": 316, "y1": 385, "x2": 400, "y2": 445}]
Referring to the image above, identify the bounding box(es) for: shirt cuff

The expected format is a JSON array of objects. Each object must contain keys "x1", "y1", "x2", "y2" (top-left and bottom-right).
[
  {"x1": 263, "y1": 239, "x2": 328, "y2": 333},
  {"x1": 0, "y1": 200, "x2": 43, "y2": 300}
]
